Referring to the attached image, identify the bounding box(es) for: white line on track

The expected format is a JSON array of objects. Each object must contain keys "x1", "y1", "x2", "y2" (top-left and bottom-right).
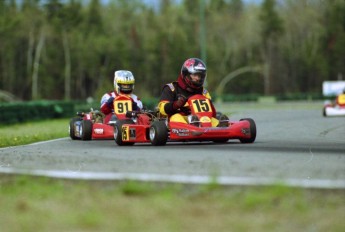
[
  {"x1": 0, "y1": 138, "x2": 68, "y2": 151},
  {"x1": 1, "y1": 167, "x2": 344, "y2": 189},
  {"x1": 27, "y1": 138, "x2": 68, "y2": 146}
]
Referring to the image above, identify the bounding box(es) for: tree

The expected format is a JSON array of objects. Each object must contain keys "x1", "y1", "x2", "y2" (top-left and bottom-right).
[
  {"x1": 0, "y1": 0, "x2": 341, "y2": 102},
  {"x1": 323, "y1": 0, "x2": 345, "y2": 81},
  {"x1": 0, "y1": 1, "x2": 17, "y2": 94},
  {"x1": 278, "y1": 0, "x2": 326, "y2": 94},
  {"x1": 259, "y1": 0, "x2": 284, "y2": 95}
]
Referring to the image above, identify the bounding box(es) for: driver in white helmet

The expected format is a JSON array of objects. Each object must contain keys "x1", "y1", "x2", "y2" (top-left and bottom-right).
[{"x1": 100, "y1": 70, "x2": 143, "y2": 117}]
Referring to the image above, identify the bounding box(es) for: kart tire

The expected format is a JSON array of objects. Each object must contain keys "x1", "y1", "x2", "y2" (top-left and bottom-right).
[
  {"x1": 81, "y1": 120, "x2": 93, "y2": 140},
  {"x1": 69, "y1": 117, "x2": 82, "y2": 140},
  {"x1": 114, "y1": 119, "x2": 135, "y2": 146},
  {"x1": 322, "y1": 107, "x2": 327, "y2": 117},
  {"x1": 149, "y1": 120, "x2": 168, "y2": 146},
  {"x1": 239, "y1": 118, "x2": 256, "y2": 143}
]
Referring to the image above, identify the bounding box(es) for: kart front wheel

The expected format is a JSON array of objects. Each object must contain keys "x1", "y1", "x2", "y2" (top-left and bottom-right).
[
  {"x1": 239, "y1": 118, "x2": 256, "y2": 143},
  {"x1": 114, "y1": 119, "x2": 135, "y2": 146},
  {"x1": 149, "y1": 121, "x2": 168, "y2": 146},
  {"x1": 69, "y1": 117, "x2": 82, "y2": 140},
  {"x1": 81, "y1": 120, "x2": 93, "y2": 140}
]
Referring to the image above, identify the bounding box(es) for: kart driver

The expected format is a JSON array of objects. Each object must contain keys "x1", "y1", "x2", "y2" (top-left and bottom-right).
[
  {"x1": 100, "y1": 70, "x2": 143, "y2": 117},
  {"x1": 158, "y1": 57, "x2": 227, "y2": 127},
  {"x1": 335, "y1": 88, "x2": 345, "y2": 106}
]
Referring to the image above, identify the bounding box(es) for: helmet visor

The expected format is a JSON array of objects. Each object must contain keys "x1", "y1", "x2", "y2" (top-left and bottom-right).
[
  {"x1": 119, "y1": 84, "x2": 133, "y2": 94},
  {"x1": 188, "y1": 73, "x2": 205, "y2": 88}
]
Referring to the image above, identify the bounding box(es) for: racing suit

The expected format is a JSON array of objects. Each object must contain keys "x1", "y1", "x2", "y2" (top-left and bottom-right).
[{"x1": 158, "y1": 79, "x2": 219, "y2": 126}]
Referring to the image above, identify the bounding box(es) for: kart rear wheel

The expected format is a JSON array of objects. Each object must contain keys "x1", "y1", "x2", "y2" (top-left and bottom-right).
[
  {"x1": 69, "y1": 117, "x2": 82, "y2": 140},
  {"x1": 239, "y1": 118, "x2": 256, "y2": 143},
  {"x1": 81, "y1": 120, "x2": 93, "y2": 140},
  {"x1": 149, "y1": 120, "x2": 168, "y2": 146},
  {"x1": 114, "y1": 119, "x2": 135, "y2": 146}
]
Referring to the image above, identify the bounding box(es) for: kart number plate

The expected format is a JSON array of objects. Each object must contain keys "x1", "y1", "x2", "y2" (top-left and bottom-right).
[
  {"x1": 114, "y1": 100, "x2": 132, "y2": 115},
  {"x1": 191, "y1": 99, "x2": 212, "y2": 113},
  {"x1": 122, "y1": 126, "x2": 136, "y2": 141}
]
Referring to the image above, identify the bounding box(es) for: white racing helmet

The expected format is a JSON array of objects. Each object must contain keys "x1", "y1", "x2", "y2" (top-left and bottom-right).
[{"x1": 114, "y1": 70, "x2": 135, "y2": 94}]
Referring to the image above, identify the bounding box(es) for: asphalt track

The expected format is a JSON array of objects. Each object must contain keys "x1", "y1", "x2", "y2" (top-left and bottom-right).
[{"x1": 1, "y1": 102, "x2": 344, "y2": 189}]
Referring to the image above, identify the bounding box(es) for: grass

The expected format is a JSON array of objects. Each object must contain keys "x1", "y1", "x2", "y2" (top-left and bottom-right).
[
  {"x1": 0, "y1": 175, "x2": 344, "y2": 232},
  {"x1": 0, "y1": 116, "x2": 344, "y2": 231},
  {"x1": 0, "y1": 118, "x2": 69, "y2": 148}
]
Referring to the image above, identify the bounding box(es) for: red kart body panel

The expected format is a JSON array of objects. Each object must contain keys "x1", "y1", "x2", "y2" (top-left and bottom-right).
[
  {"x1": 121, "y1": 124, "x2": 150, "y2": 143},
  {"x1": 89, "y1": 123, "x2": 114, "y2": 140},
  {"x1": 168, "y1": 120, "x2": 251, "y2": 141},
  {"x1": 114, "y1": 112, "x2": 154, "y2": 145}
]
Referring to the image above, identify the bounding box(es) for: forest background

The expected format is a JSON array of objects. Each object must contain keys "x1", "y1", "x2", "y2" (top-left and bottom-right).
[{"x1": 0, "y1": 0, "x2": 344, "y2": 103}]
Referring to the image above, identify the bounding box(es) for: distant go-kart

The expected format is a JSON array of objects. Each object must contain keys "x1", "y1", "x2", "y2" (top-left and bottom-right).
[
  {"x1": 69, "y1": 95, "x2": 144, "y2": 140},
  {"x1": 114, "y1": 94, "x2": 257, "y2": 146},
  {"x1": 323, "y1": 100, "x2": 345, "y2": 117}
]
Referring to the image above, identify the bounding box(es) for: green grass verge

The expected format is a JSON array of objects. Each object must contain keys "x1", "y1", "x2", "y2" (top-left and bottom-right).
[
  {"x1": 0, "y1": 118, "x2": 69, "y2": 148},
  {"x1": 0, "y1": 175, "x2": 344, "y2": 232}
]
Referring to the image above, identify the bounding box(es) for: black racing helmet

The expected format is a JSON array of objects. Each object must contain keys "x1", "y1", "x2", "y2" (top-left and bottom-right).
[{"x1": 181, "y1": 58, "x2": 207, "y2": 89}]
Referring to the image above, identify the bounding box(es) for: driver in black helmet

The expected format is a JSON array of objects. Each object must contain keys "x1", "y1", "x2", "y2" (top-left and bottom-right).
[{"x1": 158, "y1": 58, "x2": 226, "y2": 126}]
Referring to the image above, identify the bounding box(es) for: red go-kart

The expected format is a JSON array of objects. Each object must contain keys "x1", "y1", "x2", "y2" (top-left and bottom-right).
[
  {"x1": 115, "y1": 94, "x2": 256, "y2": 146},
  {"x1": 69, "y1": 95, "x2": 150, "y2": 140},
  {"x1": 69, "y1": 109, "x2": 114, "y2": 140}
]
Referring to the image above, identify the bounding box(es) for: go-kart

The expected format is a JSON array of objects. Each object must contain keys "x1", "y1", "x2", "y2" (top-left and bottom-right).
[
  {"x1": 113, "y1": 109, "x2": 157, "y2": 145},
  {"x1": 115, "y1": 94, "x2": 256, "y2": 146},
  {"x1": 69, "y1": 95, "x2": 141, "y2": 140},
  {"x1": 69, "y1": 109, "x2": 113, "y2": 140},
  {"x1": 323, "y1": 100, "x2": 345, "y2": 117}
]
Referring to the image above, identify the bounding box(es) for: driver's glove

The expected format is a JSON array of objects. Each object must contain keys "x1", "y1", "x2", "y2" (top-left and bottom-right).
[{"x1": 172, "y1": 95, "x2": 187, "y2": 110}]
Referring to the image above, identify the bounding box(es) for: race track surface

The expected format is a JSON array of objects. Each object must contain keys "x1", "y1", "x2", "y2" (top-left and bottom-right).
[{"x1": 1, "y1": 102, "x2": 344, "y2": 188}]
